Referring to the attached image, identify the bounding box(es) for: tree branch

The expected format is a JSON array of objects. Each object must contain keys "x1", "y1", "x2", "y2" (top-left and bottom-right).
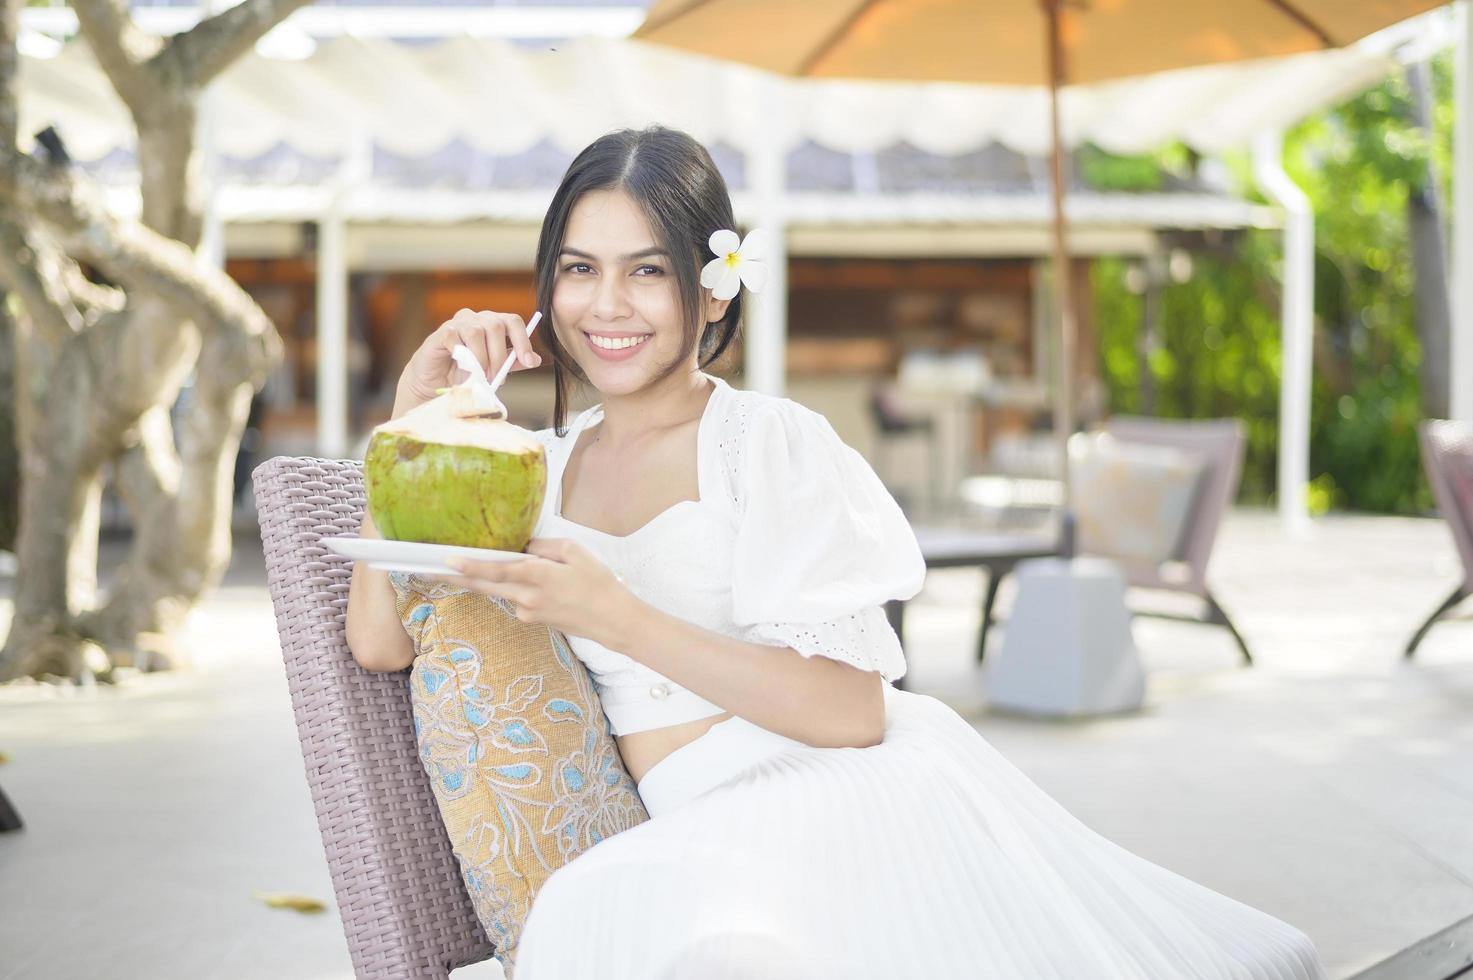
[
  {"x1": 67, "y1": 0, "x2": 164, "y2": 117},
  {"x1": 0, "y1": 217, "x2": 86, "y2": 342},
  {"x1": 151, "y1": 0, "x2": 316, "y2": 91},
  {"x1": 0, "y1": 151, "x2": 282, "y2": 386},
  {"x1": 60, "y1": 264, "x2": 127, "y2": 324},
  {"x1": 0, "y1": 6, "x2": 89, "y2": 342}
]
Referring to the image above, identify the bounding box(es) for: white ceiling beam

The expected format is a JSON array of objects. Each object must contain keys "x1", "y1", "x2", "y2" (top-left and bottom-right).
[{"x1": 20, "y1": 5, "x2": 647, "y2": 40}]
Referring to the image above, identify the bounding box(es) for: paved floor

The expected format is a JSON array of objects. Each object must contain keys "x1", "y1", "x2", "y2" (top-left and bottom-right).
[{"x1": 1, "y1": 509, "x2": 1470, "y2": 980}]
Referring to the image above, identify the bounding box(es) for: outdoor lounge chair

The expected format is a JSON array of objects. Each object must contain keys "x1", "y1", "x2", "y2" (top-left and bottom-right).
[
  {"x1": 1089, "y1": 416, "x2": 1252, "y2": 664},
  {"x1": 0, "y1": 783, "x2": 21, "y2": 832},
  {"x1": 1405, "y1": 420, "x2": 1473, "y2": 657},
  {"x1": 869, "y1": 381, "x2": 943, "y2": 513},
  {"x1": 251, "y1": 455, "x2": 494, "y2": 980}
]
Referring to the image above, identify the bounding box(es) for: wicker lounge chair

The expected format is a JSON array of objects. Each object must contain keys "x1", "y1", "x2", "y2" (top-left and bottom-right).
[{"x1": 252, "y1": 455, "x2": 494, "y2": 980}]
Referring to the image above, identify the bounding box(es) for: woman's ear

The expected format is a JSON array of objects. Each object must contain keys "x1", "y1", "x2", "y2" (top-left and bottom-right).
[{"x1": 705, "y1": 291, "x2": 733, "y2": 324}]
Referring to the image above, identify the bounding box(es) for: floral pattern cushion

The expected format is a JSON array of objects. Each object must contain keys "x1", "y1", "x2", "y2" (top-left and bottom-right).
[
  {"x1": 1068, "y1": 432, "x2": 1207, "y2": 569},
  {"x1": 390, "y1": 571, "x2": 649, "y2": 976}
]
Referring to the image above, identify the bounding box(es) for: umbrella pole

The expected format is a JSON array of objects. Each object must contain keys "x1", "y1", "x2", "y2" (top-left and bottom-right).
[
  {"x1": 992, "y1": 6, "x2": 1144, "y2": 716},
  {"x1": 1044, "y1": 0, "x2": 1076, "y2": 554}
]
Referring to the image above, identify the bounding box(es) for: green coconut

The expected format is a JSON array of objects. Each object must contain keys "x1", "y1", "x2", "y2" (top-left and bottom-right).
[{"x1": 364, "y1": 390, "x2": 546, "y2": 551}]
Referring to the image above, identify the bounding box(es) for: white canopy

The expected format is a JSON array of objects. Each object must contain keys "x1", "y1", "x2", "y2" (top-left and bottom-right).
[
  {"x1": 16, "y1": 10, "x2": 1454, "y2": 538},
  {"x1": 18, "y1": 32, "x2": 1401, "y2": 164}
]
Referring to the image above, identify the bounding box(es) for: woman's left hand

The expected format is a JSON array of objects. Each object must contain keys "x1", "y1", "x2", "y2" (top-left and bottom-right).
[{"x1": 433, "y1": 538, "x2": 640, "y2": 646}]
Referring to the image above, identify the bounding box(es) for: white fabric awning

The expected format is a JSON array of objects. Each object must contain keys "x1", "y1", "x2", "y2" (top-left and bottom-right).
[{"x1": 18, "y1": 31, "x2": 1403, "y2": 164}]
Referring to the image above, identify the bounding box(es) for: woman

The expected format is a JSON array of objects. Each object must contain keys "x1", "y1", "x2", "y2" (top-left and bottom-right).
[{"x1": 345, "y1": 126, "x2": 1327, "y2": 980}]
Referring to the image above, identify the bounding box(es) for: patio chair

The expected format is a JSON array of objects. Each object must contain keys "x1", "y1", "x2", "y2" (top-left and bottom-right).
[
  {"x1": 1090, "y1": 416, "x2": 1252, "y2": 664},
  {"x1": 1405, "y1": 420, "x2": 1473, "y2": 657},
  {"x1": 0, "y1": 783, "x2": 21, "y2": 832},
  {"x1": 251, "y1": 455, "x2": 494, "y2": 980},
  {"x1": 869, "y1": 381, "x2": 942, "y2": 513}
]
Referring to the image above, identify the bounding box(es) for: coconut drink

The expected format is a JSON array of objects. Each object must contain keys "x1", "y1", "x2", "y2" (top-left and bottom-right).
[{"x1": 364, "y1": 349, "x2": 546, "y2": 551}]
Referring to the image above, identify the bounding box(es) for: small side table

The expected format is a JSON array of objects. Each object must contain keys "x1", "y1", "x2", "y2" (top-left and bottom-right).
[{"x1": 886, "y1": 526, "x2": 1059, "y2": 689}]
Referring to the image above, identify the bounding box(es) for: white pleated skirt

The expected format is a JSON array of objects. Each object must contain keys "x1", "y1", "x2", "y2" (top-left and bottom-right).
[{"x1": 514, "y1": 686, "x2": 1328, "y2": 980}]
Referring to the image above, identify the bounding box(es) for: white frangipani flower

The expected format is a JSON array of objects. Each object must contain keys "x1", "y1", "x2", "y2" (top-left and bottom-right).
[{"x1": 700, "y1": 228, "x2": 769, "y2": 301}]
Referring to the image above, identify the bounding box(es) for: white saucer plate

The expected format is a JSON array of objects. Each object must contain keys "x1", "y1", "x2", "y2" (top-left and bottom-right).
[{"x1": 324, "y1": 536, "x2": 531, "y2": 576}]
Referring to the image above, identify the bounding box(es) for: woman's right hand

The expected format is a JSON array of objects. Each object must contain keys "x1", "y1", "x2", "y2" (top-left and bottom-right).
[{"x1": 398, "y1": 308, "x2": 543, "y2": 408}]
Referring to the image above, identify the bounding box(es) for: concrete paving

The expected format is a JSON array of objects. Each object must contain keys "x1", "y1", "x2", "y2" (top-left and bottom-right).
[{"x1": 1, "y1": 509, "x2": 1470, "y2": 980}]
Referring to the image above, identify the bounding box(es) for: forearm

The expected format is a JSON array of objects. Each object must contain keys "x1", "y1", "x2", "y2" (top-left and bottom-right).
[
  {"x1": 344, "y1": 511, "x2": 415, "y2": 672},
  {"x1": 607, "y1": 599, "x2": 886, "y2": 749}
]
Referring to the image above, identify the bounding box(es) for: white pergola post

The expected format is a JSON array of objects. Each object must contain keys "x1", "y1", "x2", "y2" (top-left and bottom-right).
[
  {"x1": 743, "y1": 78, "x2": 790, "y2": 398},
  {"x1": 315, "y1": 204, "x2": 348, "y2": 458},
  {"x1": 316, "y1": 134, "x2": 370, "y2": 459},
  {"x1": 1454, "y1": 0, "x2": 1473, "y2": 422},
  {"x1": 1253, "y1": 131, "x2": 1314, "y2": 538}
]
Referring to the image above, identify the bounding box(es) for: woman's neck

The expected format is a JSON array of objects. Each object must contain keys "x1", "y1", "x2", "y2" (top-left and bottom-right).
[{"x1": 591, "y1": 369, "x2": 713, "y2": 450}]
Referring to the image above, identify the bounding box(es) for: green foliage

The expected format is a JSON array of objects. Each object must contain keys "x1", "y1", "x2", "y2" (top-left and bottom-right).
[
  {"x1": 1094, "y1": 243, "x2": 1286, "y2": 506},
  {"x1": 1090, "y1": 54, "x2": 1451, "y2": 515},
  {"x1": 1079, "y1": 145, "x2": 1166, "y2": 191},
  {"x1": 1078, "y1": 142, "x2": 1198, "y2": 192}
]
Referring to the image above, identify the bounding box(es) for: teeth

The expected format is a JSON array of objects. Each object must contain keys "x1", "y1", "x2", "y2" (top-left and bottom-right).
[{"x1": 589, "y1": 333, "x2": 650, "y2": 350}]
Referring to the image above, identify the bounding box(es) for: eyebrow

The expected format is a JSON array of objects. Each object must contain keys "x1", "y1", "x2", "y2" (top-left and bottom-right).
[{"x1": 559, "y1": 246, "x2": 670, "y2": 261}]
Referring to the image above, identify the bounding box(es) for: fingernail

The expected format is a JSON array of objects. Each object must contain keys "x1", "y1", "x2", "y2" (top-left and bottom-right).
[{"x1": 522, "y1": 351, "x2": 540, "y2": 367}]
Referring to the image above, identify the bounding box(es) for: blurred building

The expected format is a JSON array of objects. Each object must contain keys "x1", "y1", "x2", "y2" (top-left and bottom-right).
[{"x1": 21, "y1": 0, "x2": 1410, "y2": 519}]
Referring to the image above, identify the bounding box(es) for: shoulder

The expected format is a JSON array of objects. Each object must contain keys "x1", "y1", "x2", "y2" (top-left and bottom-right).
[
  {"x1": 714, "y1": 382, "x2": 842, "y2": 454},
  {"x1": 712, "y1": 379, "x2": 823, "y2": 433},
  {"x1": 707, "y1": 381, "x2": 851, "y2": 508},
  {"x1": 710, "y1": 382, "x2": 796, "y2": 464}
]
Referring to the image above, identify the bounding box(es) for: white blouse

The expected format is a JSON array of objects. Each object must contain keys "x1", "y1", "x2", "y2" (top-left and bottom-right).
[{"x1": 533, "y1": 372, "x2": 927, "y2": 737}]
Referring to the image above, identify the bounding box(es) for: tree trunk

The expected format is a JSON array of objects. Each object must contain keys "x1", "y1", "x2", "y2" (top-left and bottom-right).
[
  {"x1": 69, "y1": 107, "x2": 216, "y2": 668},
  {"x1": 0, "y1": 219, "x2": 111, "y2": 679},
  {"x1": 1406, "y1": 60, "x2": 1452, "y2": 421},
  {"x1": 0, "y1": 0, "x2": 308, "y2": 681},
  {"x1": 0, "y1": 288, "x2": 18, "y2": 553}
]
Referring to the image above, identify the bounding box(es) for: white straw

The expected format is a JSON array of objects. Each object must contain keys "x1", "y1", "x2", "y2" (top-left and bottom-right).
[{"x1": 489, "y1": 310, "x2": 543, "y2": 394}]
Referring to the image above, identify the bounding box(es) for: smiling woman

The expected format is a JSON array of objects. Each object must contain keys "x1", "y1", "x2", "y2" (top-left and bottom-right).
[{"x1": 356, "y1": 126, "x2": 1328, "y2": 980}]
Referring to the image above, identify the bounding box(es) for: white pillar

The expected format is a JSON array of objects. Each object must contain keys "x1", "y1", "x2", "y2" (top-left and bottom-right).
[
  {"x1": 1253, "y1": 131, "x2": 1314, "y2": 537},
  {"x1": 316, "y1": 205, "x2": 348, "y2": 458},
  {"x1": 744, "y1": 79, "x2": 790, "y2": 398},
  {"x1": 1454, "y1": 0, "x2": 1473, "y2": 422},
  {"x1": 315, "y1": 135, "x2": 371, "y2": 459}
]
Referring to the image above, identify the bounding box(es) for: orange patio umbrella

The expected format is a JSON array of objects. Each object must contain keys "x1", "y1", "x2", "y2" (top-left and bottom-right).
[{"x1": 632, "y1": 0, "x2": 1447, "y2": 547}]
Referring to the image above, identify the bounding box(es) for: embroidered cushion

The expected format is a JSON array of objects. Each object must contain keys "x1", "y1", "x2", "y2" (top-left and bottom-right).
[
  {"x1": 1068, "y1": 432, "x2": 1206, "y2": 570},
  {"x1": 390, "y1": 571, "x2": 649, "y2": 976}
]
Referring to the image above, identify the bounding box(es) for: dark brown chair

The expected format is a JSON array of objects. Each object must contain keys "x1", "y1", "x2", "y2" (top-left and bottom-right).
[{"x1": 869, "y1": 382, "x2": 942, "y2": 513}]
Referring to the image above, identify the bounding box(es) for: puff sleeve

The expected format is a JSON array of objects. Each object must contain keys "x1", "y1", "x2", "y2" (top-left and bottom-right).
[{"x1": 728, "y1": 399, "x2": 926, "y2": 681}]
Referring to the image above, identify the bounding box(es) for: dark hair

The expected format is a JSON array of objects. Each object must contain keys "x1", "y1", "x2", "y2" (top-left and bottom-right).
[{"x1": 534, "y1": 126, "x2": 744, "y2": 435}]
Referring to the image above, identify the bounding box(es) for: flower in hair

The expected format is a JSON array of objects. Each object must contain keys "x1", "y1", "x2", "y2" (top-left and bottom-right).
[{"x1": 701, "y1": 228, "x2": 769, "y2": 301}]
